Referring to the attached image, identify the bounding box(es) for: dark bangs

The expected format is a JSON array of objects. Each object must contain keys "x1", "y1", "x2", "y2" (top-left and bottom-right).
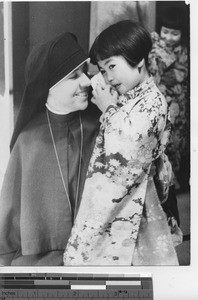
[
  {"x1": 89, "y1": 20, "x2": 152, "y2": 68},
  {"x1": 89, "y1": 29, "x2": 129, "y2": 65},
  {"x1": 89, "y1": 24, "x2": 139, "y2": 67}
]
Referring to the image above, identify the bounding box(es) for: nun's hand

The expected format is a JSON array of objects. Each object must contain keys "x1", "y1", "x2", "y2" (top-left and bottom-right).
[{"x1": 91, "y1": 84, "x2": 118, "y2": 113}]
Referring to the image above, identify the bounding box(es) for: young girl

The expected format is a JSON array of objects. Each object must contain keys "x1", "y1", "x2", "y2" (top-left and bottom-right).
[
  {"x1": 148, "y1": 6, "x2": 189, "y2": 190},
  {"x1": 63, "y1": 20, "x2": 179, "y2": 265}
]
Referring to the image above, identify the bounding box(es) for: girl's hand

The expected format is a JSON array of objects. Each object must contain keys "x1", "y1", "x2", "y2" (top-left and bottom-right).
[{"x1": 91, "y1": 84, "x2": 118, "y2": 113}]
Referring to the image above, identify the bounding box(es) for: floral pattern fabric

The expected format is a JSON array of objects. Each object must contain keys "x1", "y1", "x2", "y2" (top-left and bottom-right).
[
  {"x1": 63, "y1": 77, "x2": 179, "y2": 265},
  {"x1": 148, "y1": 32, "x2": 189, "y2": 182}
]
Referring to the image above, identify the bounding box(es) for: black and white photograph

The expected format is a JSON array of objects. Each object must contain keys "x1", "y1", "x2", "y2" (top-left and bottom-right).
[
  {"x1": 0, "y1": 0, "x2": 197, "y2": 298},
  {"x1": 0, "y1": 0, "x2": 191, "y2": 266}
]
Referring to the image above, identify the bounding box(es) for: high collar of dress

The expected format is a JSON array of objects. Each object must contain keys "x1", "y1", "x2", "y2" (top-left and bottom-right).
[
  {"x1": 118, "y1": 76, "x2": 155, "y2": 106},
  {"x1": 45, "y1": 106, "x2": 79, "y2": 126}
]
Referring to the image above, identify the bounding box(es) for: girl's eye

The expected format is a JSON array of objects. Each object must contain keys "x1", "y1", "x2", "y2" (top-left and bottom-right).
[
  {"x1": 162, "y1": 28, "x2": 168, "y2": 33},
  {"x1": 109, "y1": 64, "x2": 115, "y2": 70},
  {"x1": 100, "y1": 69, "x2": 105, "y2": 75}
]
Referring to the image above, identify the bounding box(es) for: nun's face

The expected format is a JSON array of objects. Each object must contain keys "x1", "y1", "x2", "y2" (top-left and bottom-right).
[{"x1": 48, "y1": 62, "x2": 91, "y2": 113}]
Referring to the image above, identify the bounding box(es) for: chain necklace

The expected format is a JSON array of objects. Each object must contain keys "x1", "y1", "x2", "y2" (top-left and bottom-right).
[{"x1": 46, "y1": 109, "x2": 83, "y2": 222}]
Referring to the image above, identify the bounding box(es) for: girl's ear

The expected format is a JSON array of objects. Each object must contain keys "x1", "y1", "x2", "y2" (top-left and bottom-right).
[{"x1": 137, "y1": 59, "x2": 144, "y2": 74}]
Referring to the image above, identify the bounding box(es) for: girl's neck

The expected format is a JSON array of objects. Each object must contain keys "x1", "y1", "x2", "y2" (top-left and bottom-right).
[{"x1": 139, "y1": 66, "x2": 150, "y2": 86}]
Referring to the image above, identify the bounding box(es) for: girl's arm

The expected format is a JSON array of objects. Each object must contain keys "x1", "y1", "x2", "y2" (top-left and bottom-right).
[{"x1": 88, "y1": 89, "x2": 170, "y2": 200}]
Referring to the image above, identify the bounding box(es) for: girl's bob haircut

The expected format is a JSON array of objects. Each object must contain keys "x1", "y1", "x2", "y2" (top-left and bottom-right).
[
  {"x1": 159, "y1": 6, "x2": 184, "y2": 32},
  {"x1": 89, "y1": 20, "x2": 152, "y2": 68}
]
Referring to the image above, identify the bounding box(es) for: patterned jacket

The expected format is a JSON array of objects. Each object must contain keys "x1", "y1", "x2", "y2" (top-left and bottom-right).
[
  {"x1": 63, "y1": 77, "x2": 179, "y2": 265},
  {"x1": 148, "y1": 32, "x2": 189, "y2": 176}
]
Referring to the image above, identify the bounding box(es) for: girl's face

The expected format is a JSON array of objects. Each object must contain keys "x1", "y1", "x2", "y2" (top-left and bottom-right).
[
  {"x1": 97, "y1": 55, "x2": 147, "y2": 95},
  {"x1": 160, "y1": 26, "x2": 182, "y2": 47},
  {"x1": 49, "y1": 62, "x2": 91, "y2": 112}
]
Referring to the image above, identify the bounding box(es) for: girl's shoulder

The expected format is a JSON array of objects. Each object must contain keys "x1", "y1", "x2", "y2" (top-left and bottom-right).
[
  {"x1": 145, "y1": 83, "x2": 167, "y2": 111},
  {"x1": 122, "y1": 78, "x2": 167, "y2": 115},
  {"x1": 174, "y1": 45, "x2": 188, "y2": 64},
  {"x1": 149, "y1": 33, "x2": 176, "y2": 67},
  {"x1": 137, "y1": 79, "x2": 168, "y2": 115}
]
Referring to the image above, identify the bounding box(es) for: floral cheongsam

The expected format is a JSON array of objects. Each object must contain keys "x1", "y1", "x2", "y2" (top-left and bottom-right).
[
  {"x1": 63, "y1": 77, "x2": 179, "y2": 266},
  {"x1": 148, "y1": 32, "x2": 189, "y2": 186}
]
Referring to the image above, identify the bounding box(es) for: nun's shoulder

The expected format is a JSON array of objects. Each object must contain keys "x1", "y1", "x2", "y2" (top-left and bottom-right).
[{"x1": 16, "y1": 112, "x2": 48, "y2": 147}]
